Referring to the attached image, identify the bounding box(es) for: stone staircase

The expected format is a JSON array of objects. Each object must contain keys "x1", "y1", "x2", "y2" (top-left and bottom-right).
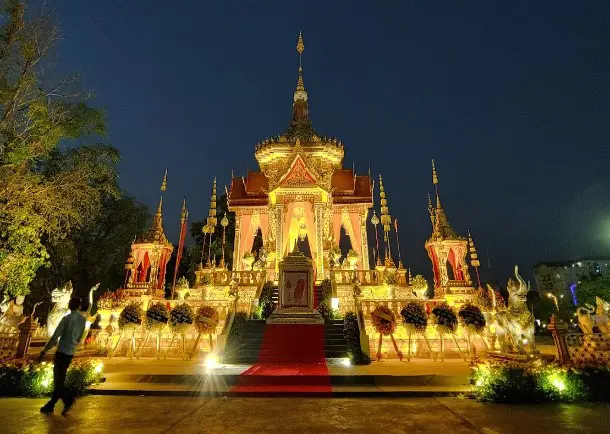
[
  {"x1": 324, "y1": 319, "x2": 349, "y2": 359},
  {"x1": 222, "y1": 319, "x2": 266, "y2": 364}
]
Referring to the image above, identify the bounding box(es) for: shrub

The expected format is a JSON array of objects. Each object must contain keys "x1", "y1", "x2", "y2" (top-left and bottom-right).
[
  {"x1": 258, "y1": 282, "x2": 275, "y2": 319},
  {"x1": 0, "y1": 358, "x2": 103, "y2": 397},
  {"x1": 317, "y1": 279, "x2": 338, "y2": 320},
  {"x1": 472, "y1": 360, "x2": 600, "y2": 403},
  {"x1": 343, "y1": 312, "x2": 371, "y2": 365}
]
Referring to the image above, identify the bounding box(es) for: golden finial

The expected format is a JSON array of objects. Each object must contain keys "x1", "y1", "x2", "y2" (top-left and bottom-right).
[
  {"x1": 432, "y1": 159, "x2": 438, "y2": 185},
  {"x1": 180, "y1": 198, "x2": 187, "y2": 223},
  {"x1": 296, "y1": 31, "x2": 305, "y2": 56},
  {"x1": 161, "y1": 168, "x2": 168, "y2": 192},
  {"x1": 207, "y1": 178, "x2": 217, "y2": 227},
  {"x1": 468, "y1": 230, "x2": 480, "y2": 267},
  {"x1": 156, "y1": 196, "x2": 163, "y2": 216}
]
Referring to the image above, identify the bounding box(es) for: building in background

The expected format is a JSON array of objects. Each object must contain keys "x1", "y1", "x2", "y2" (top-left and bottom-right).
[{"x1": 533, "y1": 257, "x2": 610, "y2": 304}]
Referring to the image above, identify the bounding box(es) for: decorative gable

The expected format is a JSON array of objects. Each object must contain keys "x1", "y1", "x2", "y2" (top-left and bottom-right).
[{"x1": 278, "y1": 155, "x2": 317, "y2": 187}]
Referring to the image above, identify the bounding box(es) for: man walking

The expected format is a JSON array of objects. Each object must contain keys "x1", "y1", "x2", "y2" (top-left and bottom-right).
[{"x1": 38, "y1": 297, "x2": 86, "y2": 415}]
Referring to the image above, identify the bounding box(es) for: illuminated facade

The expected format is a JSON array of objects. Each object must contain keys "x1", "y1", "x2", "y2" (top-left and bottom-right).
[{"x1": 228, "y1": 32, "x2": 373, "y2": 280}]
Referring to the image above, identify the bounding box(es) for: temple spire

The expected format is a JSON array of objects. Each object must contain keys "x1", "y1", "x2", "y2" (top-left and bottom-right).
[
  {"x1": 429, "y1": 160, "x2": 458, "y2": 240},
  {"x1": 289, "y1": 31, "x2": 310, "y2": 133},
  {"x1": 145, "y1": 169, "x2": 169, "y2": 244}
]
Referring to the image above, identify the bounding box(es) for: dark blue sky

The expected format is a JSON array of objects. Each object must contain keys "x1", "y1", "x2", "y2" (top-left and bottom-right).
[{"x1": 52, "y1": 0, "x2": 610, "y2": 283}]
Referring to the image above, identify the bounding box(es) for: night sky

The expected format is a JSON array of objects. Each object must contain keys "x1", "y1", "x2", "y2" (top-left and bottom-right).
[{"x1": 52, "y1": 1, "x2": 610, "y2": 284}]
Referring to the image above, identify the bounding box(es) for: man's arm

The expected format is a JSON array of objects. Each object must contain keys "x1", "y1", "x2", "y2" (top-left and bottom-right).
[{"x1": 40, "y1": 316, "x2": 66, "y2": 356}]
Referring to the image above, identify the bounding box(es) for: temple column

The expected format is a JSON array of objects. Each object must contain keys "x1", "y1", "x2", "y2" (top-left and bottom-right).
[
  {"x1": 360, "y1": 208, "x2": 370, "y2": 270},
  {"x1": 275, "y1": 204, "x2": 284, "y2": 273},
  {"x1": 233, "y1": 213, "x2": 242, "y2": 271},
  {"x1": 314, "y1": 202, "x2": 325, "y2": 278}
]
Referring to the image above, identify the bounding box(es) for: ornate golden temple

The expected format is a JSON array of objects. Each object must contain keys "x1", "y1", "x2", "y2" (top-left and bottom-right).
[{"x1": 117, "y1": 33, "x2": 486, "y2": 359}]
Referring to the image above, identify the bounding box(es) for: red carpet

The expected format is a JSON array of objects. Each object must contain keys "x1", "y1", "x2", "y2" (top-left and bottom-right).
[{"x1": 232, "y1": 324, "x2": 332, "y2": 394}]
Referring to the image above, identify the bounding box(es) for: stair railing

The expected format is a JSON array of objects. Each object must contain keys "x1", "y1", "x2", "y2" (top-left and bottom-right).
[{"x1": 352, "y1": 275, "x2": 371, "y2": 357}]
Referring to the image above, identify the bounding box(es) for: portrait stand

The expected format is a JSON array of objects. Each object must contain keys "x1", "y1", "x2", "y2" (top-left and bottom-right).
[{"x1": 266, "y1": 248, "x2": 324, "y2": 324}]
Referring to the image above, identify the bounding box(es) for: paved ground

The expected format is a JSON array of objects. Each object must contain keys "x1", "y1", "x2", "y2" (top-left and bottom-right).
[{"x1": 0, "y1": 396, "x2": 607, "y2": 433}]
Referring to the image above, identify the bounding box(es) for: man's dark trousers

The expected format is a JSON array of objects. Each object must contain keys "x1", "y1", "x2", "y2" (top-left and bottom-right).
[{"x1": 49, "y1": 352, "x2": 73, "y2": 406}]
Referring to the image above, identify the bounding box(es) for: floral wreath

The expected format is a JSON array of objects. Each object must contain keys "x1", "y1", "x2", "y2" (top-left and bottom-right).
[
  {"x1": 118, "y1": 302, "x2": 143, "y2": 331},
  {"x1": 431, "y1": 304, "x2": 458, "y2": 335},
  {"x1": 195, "y1": 305, "x2": 219, "y2": 335},
  {"x1": 371, "y1": 305, "x2": 397, "y2": 336},
  {"x1": 145, "y1": 302, "x2": 169, "y2": 332},
  {"x1": 400, "y1": 302, "x2": 428, "y2": 333},
  {"x1": 169, "y1": 303, "x2": 194, "y2": 335},
  {"x1": 458, "y1": 303, "x2": 486, "y2": 334}
]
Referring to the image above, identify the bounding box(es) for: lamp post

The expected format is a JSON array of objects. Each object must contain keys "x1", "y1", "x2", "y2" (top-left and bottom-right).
[{"x1": 547, "y1": 292, "x2": 560, "y2": 312}]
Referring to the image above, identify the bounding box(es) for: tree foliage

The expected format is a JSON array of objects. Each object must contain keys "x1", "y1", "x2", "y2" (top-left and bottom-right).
[
  {"x1": 0, "y1": 1, "x2": 117, "y2": 296},
  {"x1": 576, "y1": 275, "x2": 610, "y2": 308}
]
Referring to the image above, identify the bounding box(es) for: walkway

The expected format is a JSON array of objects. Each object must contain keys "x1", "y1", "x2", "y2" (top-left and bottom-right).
[{"x1": 0, "y1": 396, "x2": 607, "y2": 433}]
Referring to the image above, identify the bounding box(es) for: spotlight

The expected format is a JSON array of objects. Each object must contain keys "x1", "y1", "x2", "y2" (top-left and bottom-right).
[
  {"x1": 94, "y1": 362, "x2": 104, "y2": 374},
  {"x1": 331, "y1": 298, "x2": 339, "y2": 310},
  {"x1": 205, "y1": 354, "x2": 219, "y2": 370}
]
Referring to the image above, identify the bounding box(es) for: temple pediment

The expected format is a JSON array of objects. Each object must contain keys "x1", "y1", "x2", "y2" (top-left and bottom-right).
[{"x1": 278, "y1": 155, "x2": 317, "y2": 188}]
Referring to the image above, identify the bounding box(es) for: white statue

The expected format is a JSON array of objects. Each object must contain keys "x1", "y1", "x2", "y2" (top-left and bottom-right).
[
  {"x1": 0, "y1": 295, "x2": 26, "y2": 332},
  {"x1": 577, "y1": 297, "x2": 610, "y2": 334},
  {"x1": 47, "y1": 281, "x2": 73, "y2": 337},
  {"x1": 493, "y1": 266, "x2": 538, "y2": 355}
]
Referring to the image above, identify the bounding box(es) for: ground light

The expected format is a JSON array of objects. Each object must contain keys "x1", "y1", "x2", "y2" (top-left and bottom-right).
[
  {"x1": 340, "y1": 358, "x2": 351, "y2": 366},
  {"x1": 205, "y1": 353, "x2": 219, "y2": 370},
  {"x1": 94, "y1": 362, "x2": 104, "y2": 374}
]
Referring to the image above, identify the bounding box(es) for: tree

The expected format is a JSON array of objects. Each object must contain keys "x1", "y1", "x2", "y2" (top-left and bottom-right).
[
  {"x1": 575, "y1": 275, "x2": 610, "y2": 308},
  {"x1": 0, "y1": 1, "x2": 115, "y2": 296},
  {"x1": 28, "y1": 192, "x2": 149, "y2": 318}
]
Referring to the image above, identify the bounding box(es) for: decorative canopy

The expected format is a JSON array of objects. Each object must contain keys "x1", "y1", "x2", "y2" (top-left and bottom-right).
[{"x1": 428, "y1": 160, "x2": 461, "y2": 241}]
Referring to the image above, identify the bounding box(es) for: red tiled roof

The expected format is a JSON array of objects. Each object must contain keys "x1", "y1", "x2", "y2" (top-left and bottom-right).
[
  {"x1": 228, "y1": 176, "x2": 268, "y2": 206},
  {"x1": 333, "y1": 175, "x2": 372, "y2": 204},
  {"x1": 331, "y1": 169, "x2": 354, "y2": 193},
  {"x1": 229, "y1": 169, "x2": 372, "y2": 207},
  {"x1": 245, "y1": 171, "x2": 268, "y2": 195}
]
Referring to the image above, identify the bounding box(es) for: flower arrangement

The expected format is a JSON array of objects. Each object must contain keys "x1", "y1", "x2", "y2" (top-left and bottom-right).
[
  {"x1": 458, "y1": 303, "x2": 486, "y2": 334},
  {"x1": 383, "y1": 270, "x2": 397, "y2": 285},
  {"x1": 371, "y1": 305, "x2": 397, "y2": 336},
  {"x1": 242, "y1": 252, "x2": 255, "y2": 270},
  {"x1": 0, "y1": 358, "x2": 103, "y2": 397},
  {"x1": 145, "y1": 302, "x2": 169, "y2": 331},
  {"x1": 411, "y1": 275, "x2": 429, "y2": 298},
  {"x1": 195, "y1": 305, "x2": 220, "y2": 335},
  {"x1": 400, "y1": 302, "x2": 428, "y2": 333},
  {"x1": 431, "y1": 304, "x2": 458, "y2": 335},
  {"x1": 97, "y1": 289, "x2": 128, "y2": 310},
  {"x1": 169, "y1": 303, "x2": 194, "y2": 334},
  {"x1": 118, "y1": 302, "x2": 143, "y2": 330}
]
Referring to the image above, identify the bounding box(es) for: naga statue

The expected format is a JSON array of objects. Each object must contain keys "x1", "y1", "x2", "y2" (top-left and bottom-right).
[
  {"x1": 47, "y1": 282, "x2": 100, "y2": 338},
  {"x1": 0, "y1": 295, "x2": 26, "y2": 333},
  {"x1": 493, "y1": 266, "x2": 538, "y2": 355},
  {"x1": 576, "y1": 296, "x2": 610, "y2": 334},
  {"x1": 47, "y1": 282, "x2": 74, "y2": 337}
]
